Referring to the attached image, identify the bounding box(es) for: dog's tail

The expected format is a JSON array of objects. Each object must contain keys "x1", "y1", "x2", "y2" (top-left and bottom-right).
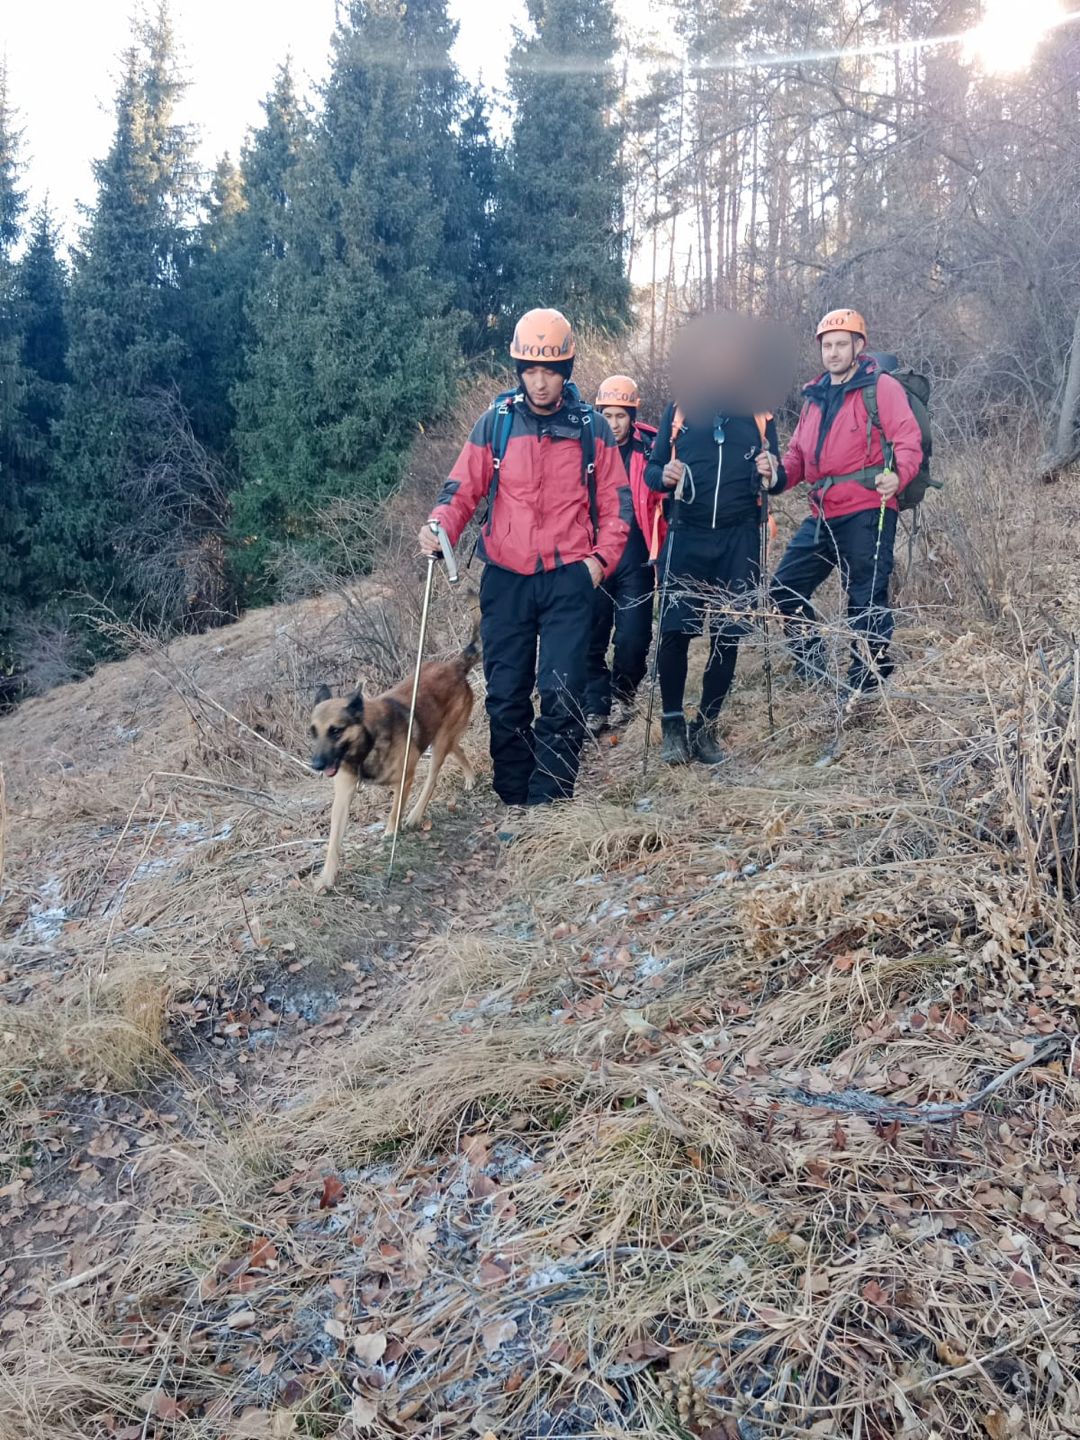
[{"x1": 460, "y1": 614, "x2": 482, "y2": 672}]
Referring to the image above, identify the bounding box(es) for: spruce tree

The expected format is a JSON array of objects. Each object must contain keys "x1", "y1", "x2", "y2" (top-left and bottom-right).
[
  {"x1": 7, "y1": 206, "x2": 70, "y2": 618},
  {"x1": 500, "y1": 0, "x2": 630, "y2": 335},
  {"x1": 41, "y1": 7, "x2": 198, "y2": 626},
  {"x1": 181, "y1": 64, "x2": 309, "y2": 460},
  {"x1": 231, "y1": 1, "x2": 462, "y2": 599},
  {"x1": 0, "y1": 66, "x2": 28, "y2": 668}
]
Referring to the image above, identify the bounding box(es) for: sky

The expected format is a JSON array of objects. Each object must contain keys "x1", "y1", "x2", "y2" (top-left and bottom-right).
[{"x1": 1, "y1": 0, "x2": 527, "y2": 243}]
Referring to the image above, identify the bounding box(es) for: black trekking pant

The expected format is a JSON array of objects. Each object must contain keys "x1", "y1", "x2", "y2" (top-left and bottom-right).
[
  {"x1": 656, "y1": 520, "x2": 759, "y2": 723},
  {"x1": 584, "y1": 549, "x2": 654, "y2": 717},
  {"x1": 770, "y1": 507, "x2": 898, "y2": 690},
  {"x1": 479, "y1": 562, "x2": 593, "y2": 806}
]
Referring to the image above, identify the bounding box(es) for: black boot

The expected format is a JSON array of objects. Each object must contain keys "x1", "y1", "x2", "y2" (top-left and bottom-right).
[
  {"x1": 660, "y1": 713, "x2": 690, "y2": 765},
  {"x1": 689, "y1": 716, "x2": 725, "y2": 765}
]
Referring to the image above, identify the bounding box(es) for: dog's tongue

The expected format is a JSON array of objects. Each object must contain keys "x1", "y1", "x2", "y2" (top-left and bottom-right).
[{"x1": 326, "y1": 765, "x2": 338, "y2": 778}]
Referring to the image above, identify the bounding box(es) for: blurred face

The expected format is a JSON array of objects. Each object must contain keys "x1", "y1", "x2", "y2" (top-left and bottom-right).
[
  {"x1": 521, "y1": 366, "x2": 565, "y2": 413},
  {"x1": 601, "y1": 406, "x2": 632, "y2": 445},
  {"x1": 820, "y1": 330, "x2": 864, "y2": 381}
]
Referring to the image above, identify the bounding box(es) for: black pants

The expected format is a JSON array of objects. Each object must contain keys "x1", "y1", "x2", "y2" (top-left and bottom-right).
[
  {"x1": 770, "y1": 507, "x2": 897, "y2": 690},
  {"x1": 479, "y1": 562, "x2": 593, "y2": 806},
  {"x1": 584, "y1": 551, "x2": 654, "y2": 716},
  {"x1": 656, "y1": 520, "x2": 759, "y2": 722}
]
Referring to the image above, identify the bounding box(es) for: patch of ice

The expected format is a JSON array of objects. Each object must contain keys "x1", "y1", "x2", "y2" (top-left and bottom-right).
[{"x1": 21, "y1": 876, "x2": 69, "y2": 945}]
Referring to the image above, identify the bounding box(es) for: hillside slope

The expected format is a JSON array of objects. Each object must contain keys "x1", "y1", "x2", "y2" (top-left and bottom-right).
[{"x1": 2, "y1": 506, "x2": 1080, "y2": 1440}]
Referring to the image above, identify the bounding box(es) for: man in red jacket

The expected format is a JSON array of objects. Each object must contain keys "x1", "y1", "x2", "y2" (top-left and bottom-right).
[
  {"x1": 584, "y1": 375, "x2": 662, "y2": 735},
  {"x1": 764, "y1": 308, "x2": 923, "y2": 694},
  {"x1": 419, "y1": 309, "x2": 630, "y2": 833}
]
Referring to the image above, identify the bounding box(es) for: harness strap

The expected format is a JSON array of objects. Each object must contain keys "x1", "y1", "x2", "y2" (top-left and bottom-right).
[{"x1": 809, "y1": 467, "x2": 885, "y2": 539}]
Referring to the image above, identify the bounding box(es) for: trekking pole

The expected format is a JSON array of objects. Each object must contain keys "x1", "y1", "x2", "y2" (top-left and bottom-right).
[
  {"x1": 866, "y1": 488, "x2": 888, "y2": 687},
  {"x1": 642, "y1": 471, "x2": 684, "y2": 779},
  {"x1": 387, "y1": 522, "x2": 458, "y2": 883},
  {"x1": 760, "y1": 485, "x2": 776, "y2": 736}
]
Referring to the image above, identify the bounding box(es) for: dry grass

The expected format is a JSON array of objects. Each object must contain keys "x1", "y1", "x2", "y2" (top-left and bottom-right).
[{"x1": 2, "y1": 446, "x2": 1080, "y2": 1438}]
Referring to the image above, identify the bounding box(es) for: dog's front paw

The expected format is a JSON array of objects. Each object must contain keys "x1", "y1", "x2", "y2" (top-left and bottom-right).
[{"x1": 313, "y1": 870, "x2": 335, "y2": 895}]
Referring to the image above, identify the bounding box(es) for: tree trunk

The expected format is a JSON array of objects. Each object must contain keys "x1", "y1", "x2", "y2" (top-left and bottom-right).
[{"x1": 1039, "y1": 301, "x2": 1080, "y2": 477}]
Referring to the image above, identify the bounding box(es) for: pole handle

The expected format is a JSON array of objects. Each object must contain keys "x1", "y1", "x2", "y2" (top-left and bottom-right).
[{"x1": 429, "y1": 521, "x2": 459, "y2": 585}]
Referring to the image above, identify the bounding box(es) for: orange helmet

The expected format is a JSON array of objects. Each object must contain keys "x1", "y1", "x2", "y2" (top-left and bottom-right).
[
  {"x1": 509, "y1": 307, "x2": 576, "y2": 363},
  {"x1": 815, "y1": 308, "x2": 867, "y2": 341},
  {"x1": 595, "y1": 374, "x2": 640, "y2": 409}
]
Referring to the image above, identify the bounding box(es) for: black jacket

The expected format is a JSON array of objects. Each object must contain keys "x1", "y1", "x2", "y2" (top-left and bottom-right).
[{"x1": 645, "y1": 404, "x2": 786, "y2": 530}]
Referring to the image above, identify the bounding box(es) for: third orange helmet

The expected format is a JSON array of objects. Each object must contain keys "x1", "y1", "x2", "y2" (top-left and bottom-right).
[
  {"x1": 595, "y1": 374, "x2": 640, "y2": 409},
  {"x1": 509, "y1": 308, "x2": 576, "y2": 363},
  {"x1": 815, "y1": 308, "x2": 867, "y2": 341}
]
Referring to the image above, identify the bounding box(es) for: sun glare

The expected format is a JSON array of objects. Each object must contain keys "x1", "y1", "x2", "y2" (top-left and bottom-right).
[{"x1": 965, "y1": 0, "x2": 1067, "y2": 73}]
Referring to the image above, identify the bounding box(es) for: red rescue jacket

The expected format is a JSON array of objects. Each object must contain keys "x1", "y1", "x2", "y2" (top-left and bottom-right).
[
  {"x1": 625, "y1": 422, "x2": 666, "y2": 561},
  {"x1": 429, "y1": 392, "x2": 631, "y2": 578},
  {"x1": 781, "y1": 357, "x2": 923, "y2": 522}
]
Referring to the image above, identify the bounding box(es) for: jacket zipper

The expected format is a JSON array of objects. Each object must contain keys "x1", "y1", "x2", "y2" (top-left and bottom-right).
[{"x1": 711, "y1": 443, "x2": 724, "y2": 528}]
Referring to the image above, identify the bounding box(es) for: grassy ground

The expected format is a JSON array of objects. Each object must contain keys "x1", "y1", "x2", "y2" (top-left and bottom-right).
[{"x1": 2, "y1": 454, "x2": 1080, "y2": 1439}]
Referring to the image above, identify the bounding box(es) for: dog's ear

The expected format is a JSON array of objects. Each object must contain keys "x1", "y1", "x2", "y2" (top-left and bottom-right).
[
  {"x1": 314, "y1": 683, "x2": 332, "y2": 705},
  {"x1": 344, "y1": 690, "x2": 365, "y2": 721}
]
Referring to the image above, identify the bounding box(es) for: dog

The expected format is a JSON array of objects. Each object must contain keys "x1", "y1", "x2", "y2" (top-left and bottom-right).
[{"x1": 309, "y1": 626, "x2": 479, "y2": 893}]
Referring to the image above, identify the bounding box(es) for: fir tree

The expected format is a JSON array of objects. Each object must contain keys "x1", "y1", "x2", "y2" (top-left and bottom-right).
[
  {"x1": 7, "y1": 206, "x2": 70, "y2": 616},
  {"x1": 181, "y1": 64, "x2": 309, "y2": 459},
  {"x1": 231, "y1": 1, "x2": 462, "y2": 599},
  {"x1": 0, "y1": 66, "x2": 28, "y2": 665},
  {"x1": 500, "y1": 0, "x2": 630, "y2": 335},
  {"x1": 40, "y1": 7, "x2": 199, "y2": 624}
]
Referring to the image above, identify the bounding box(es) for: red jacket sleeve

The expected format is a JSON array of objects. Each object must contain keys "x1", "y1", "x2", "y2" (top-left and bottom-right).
[
  {"x1": 591, "y1": 423, "x2": 631, "y2": 578},
  {"x1": 875, "y1": 374, "x2": 923, "y2": 490},
  {"x1": 780, "y1": 405, "x2": 809, "y2": 490},
  {"x1": 428, "y1": 411, "x2": 493, "y2": 548}
]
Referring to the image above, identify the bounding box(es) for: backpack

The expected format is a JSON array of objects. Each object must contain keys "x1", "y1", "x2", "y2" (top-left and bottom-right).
[
  {"x1": 481, "y1": 381, "x2": 597, "y2": 537},
  {"x1": 863, "y1": 354, "x2": 939, "y2": 512}
]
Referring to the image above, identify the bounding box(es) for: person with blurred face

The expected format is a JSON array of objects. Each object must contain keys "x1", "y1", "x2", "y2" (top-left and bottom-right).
[
  {"x1": 583, "y1": 376, "x2": 663, "y2": 734},
  {"x1": 766, "y1": 308, "x2": 923, "y2": 694},
  {"x1": 645, "y1": 330, "x2": 786, "y2": 766},
  {"x1": 419, "y1": 309, "x2": 631, "y2": 838}
]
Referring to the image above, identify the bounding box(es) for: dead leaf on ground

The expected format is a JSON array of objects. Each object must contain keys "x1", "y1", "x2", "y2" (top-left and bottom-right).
[
  {"x1": 351, "y1": 1331, "x2": 388, "y2": 1364},
  {"x1": 151, "y1": 1391, "x2": 185, "y2": 1420},
  {"x1": 481, "y1": 1318, "x2": 517, "y2": 1354},
  {"x1": 320, "y1": 1175, "x2": 347, "y2": 1209}
]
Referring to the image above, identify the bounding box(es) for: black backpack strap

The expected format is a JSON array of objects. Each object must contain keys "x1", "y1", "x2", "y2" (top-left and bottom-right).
[
  {"x1": 862, "y1": 379, "x2": 896, "y2": 471},
  {"x1": 482, "y1": 390, "x2": 519, "y2": 535},
  {"x1": 580, "y1": 403, "x2": 598, "y2": 536}
]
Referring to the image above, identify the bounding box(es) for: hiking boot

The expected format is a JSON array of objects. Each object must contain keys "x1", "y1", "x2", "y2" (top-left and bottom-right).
[
  {"x1": 585, "y1": 712, "x2": 608, "y2": 737},
  {"x1": 689, "y1": 716, "x2": 726, "y2": 765},
  {"x1": 660, "y1": 713, "x2": 690, "y2": 765},
  {"x1": 610, "y1": 697, "x2": 636, "y2": 729},
  {"x1": 497, "y1": 804, "x2": 528, "y2": 843}
]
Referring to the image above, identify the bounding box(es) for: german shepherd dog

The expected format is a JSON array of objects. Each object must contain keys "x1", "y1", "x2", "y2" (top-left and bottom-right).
[{"x1": 309, "y1": 627, "x2": 479, "y2": 893}]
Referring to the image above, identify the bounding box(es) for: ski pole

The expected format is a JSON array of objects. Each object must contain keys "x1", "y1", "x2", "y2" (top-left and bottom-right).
[
  {"x1": 642, "y1": 469, "x2": 684, "y2": 779},
  {"x1": 388, "y1": 522, "x2": 458, "y2": 883}
]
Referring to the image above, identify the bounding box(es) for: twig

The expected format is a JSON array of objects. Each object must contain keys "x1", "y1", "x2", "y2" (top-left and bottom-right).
[
  {"x1": 47, "y1": 1258, "x2": 116, "y2": 1295},
  {"x1": 777, "y1": 1033, "x2": 1070, "y2": 1124},
  {"x1": 150, "y1": 671, "x2": 311, "y2": 775}
]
